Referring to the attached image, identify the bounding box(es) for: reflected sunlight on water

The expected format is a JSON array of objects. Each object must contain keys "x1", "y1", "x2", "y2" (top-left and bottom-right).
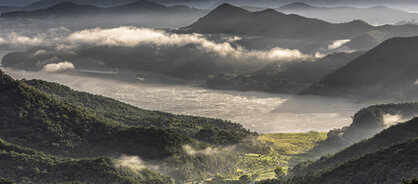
[{"x1": 3, "y1": 68, "x2": 366, "y2": 133}]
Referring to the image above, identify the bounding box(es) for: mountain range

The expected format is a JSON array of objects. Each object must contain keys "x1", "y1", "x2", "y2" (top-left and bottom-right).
[
  {"x1": 206, "y1": 52, "x2": 363, "y2": 94},
  {"x1": 182, "y1": 3, "x2": 418, "y2": 53},
  {"x1": 2, "y1": 0, "x2": 204, "y2": 17},
  {"x1": 278, "y1": 2, "x2": 418, "y2": 25},
  {"x1": 0, "y1": 0, "x2": 137, "y2": 12},
  {"x1": 0, "y1": 1, "x2": 207, "y2": 29}
]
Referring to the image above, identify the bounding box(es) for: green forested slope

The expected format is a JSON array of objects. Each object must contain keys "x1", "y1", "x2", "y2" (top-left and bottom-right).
[
  {"x1": 22, "y1": 79, "x2": 253, "y2": 145},
  {"x1": 0, "y1": 69, "x2": 260, "y2": 183},
  {"x1": 0, "y1": 69, "x2": 189, "y2": 159},
  {"x1": 293, "y1": 117, "x2": 418, "y2": 175},
  {"x1": 259, "y1": 137, "x2": 418, "y2": 184},
  {"x1": 0, "y1": 138, "x2": 174, "y2": 184},
  {"x1": 311, "y1": 137, "x2": 418, "y2": 184},
  {"x1": 307, "y1": 102, "x2": 418, "y2": 156}
]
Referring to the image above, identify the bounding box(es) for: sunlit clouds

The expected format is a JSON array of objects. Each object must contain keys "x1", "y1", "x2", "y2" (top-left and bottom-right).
[
  {"x1": 328, "y1": 39, "x2": 351, "y2": 50},
  {"x1": 41, "y1": 61, "x2": 75, "y2": 72},
  {"x1": 67, "y1": 26, "x2": 314, "y2": 61}
]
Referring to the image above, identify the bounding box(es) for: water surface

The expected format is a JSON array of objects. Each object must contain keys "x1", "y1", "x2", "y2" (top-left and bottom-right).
[{"x1": 3, "y1": 68, "x2": 366, "y2": 133}]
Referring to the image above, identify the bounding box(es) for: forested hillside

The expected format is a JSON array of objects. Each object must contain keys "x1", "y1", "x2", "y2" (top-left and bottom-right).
[
  {"x1": 293, "y1": 117, "x2": 418, "y2": 175},
  {"x1": 23, "y1": 79, "x2": 253, "y2": 145},
  {"x1": 259, "y1": 137, "x2": 418, "y2": 184},
  {"x1": 0, "y1": 69, "x2": 265, "y2": 183},
  {"x1": 0, "y1": 138, "x2": 174, "y2": 183},
  {"x1": 306, "y1": 102, "x2": 418, "y2": 156},
  {"x1": 0, "y1": 70, "x2": 189, "y2": 159}
]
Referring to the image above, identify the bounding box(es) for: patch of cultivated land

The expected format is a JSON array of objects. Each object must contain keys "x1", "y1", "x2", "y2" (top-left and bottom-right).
[{"x1": 229, "y1": 132, "x2": 328, "y2": 181}]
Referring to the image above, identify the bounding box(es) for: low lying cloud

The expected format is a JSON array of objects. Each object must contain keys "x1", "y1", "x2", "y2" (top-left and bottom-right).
[
  {"x1": 32, "y1": 49, "x2": 48, "y2": 56},
  {"x1": 10, "y1": 34, "x2": 44, "y2": 46},
  {"x1": 182, "y1": 144, "x2": 237, "y2": 156},
  {"x1": 383, "y1": 114, "x2": 409, "y2": 127},
  {"x1": 115, "y1": 155, "x2": 148, "y2": 171},
  {"x1": 0, "y1": 27, "x2": 70, "y2": 47},
  {"x1": 183, "y1": 145, "x2": 221, "y2": 155},
  {"x1": 41, "y1": 61, "x2": 75, "y2": 72},
  {"x1": 328, "y1": 39, "x2": 351, "y2": 50},
  {"x1": 0, "y1": 34, "x2": 44, "y2": 47},
  {"x1": 114, "y1": 154, "x2": 172, "y2": 175},
  {"x1": 114, "y1": 155, "x2": 161, "y2": 171},
  {"x1": 67, "y1": 26, "x2": 314, "y2": 62},
  {"x1": 0, "y1": 37, "x2": 6, "y2": 44}
]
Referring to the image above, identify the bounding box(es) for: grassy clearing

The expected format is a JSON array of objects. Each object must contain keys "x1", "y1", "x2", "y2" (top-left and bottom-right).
[
  {"x1": 258, "y1": 131, "x2": 327, "y2": 167},
  {"x1": 227, "y1": 131, "x2": 327, "y2": 181}
]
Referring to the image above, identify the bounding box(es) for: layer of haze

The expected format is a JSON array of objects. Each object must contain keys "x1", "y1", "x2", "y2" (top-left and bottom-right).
[{"x1": 3, "y1": 68, "x2": 366, "y2": 133}]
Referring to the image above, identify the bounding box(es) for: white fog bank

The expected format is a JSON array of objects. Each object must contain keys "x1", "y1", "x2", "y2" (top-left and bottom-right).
[{"x1": 3, "y1": 68, "x2": 366, "y2": 133}]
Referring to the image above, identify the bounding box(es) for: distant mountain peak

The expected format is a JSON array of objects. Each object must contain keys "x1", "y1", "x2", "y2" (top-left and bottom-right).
[
  {"x1": 117, "y1": 0, "x2": 166, "y2": 9},
  {"x1": 256, "y1": 8, "x2": 285, "y2": 16},
  {"x1": 46, "y1": 1, "x2": 97, "y2": 11},
  {"x1": 211, "y1": 3, "x2": 249, "y2": 14},
  {"x1": 346, "y1": 19, "x2": 371, "y2": 27},
  {"x1": 280, "y1": 2, "x2": 315, "y2": 9},
  {"x1": 196, "y1": 3, "x2": 250, "y2": 20}
]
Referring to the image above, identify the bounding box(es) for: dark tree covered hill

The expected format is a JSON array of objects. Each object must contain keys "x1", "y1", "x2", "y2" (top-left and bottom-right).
[
  {"x1": 258, "y1": 118, "x2": 418, "y2": 184},
  {"x1": 0, "y1": 138, "x2": 174, "y2": 184},
  {"x1": 23, "y1": 78, "x2": 254, "y2": 145},
  {"x1": 0, "y1": 69, "x2": 190, "y2": 159},
  {"x1": 293, "y1": 116, "x2": 418, "y2": 176},
  {"x1": 0, "y1": 69, "x2": 259, "y2": 183}
]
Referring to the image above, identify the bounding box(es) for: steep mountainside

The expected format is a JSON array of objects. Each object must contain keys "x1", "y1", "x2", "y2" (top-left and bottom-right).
[{"x1": 304, "y1": 36, "x2": 418, "y2": 100}]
